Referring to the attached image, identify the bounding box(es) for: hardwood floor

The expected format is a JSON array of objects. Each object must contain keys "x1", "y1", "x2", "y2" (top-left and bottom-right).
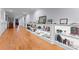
[{"x1": 0, "y1": 27, "x2": 64, "y2": 50}]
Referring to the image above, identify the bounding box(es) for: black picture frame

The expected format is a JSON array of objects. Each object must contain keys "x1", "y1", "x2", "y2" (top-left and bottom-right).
[
  {"x1": 38, "y1": 16, "x2": 46, "y2": 24},
  {"x1": 60, "y1": 18, "x2": 68, "y2": 24},
  {"x1": 47, "y1": 19, "x2": 53, "y2": 24}
]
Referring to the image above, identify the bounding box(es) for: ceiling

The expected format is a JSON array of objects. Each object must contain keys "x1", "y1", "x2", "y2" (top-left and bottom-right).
[
  {"x1": 3, "y1": 8, "x2": 37, "y2": 18},
  {"x1": 3, "y1": 8, "x2": 79, "y2": 19}
]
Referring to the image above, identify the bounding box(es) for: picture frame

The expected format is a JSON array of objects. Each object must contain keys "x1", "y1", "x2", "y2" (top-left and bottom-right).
[
  {"x1": 38, "y1": 16, "x2": 46, "y2": 24},
  {"x1": 60, "y1": 18, "x2": 68, "y2": 24},
  {"x1": 47, "y1": 19, "x2": 53, "y2": 24}
]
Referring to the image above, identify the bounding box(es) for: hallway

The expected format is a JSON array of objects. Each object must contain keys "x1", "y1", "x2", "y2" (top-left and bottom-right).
[{"x1": 0, "y1": 27, "x2": 64, "y2": 50}]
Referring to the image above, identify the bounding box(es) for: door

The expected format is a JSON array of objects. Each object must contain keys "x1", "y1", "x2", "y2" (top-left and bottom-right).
[{"x1": 7, "y1": 17, "x2": 14, "y2": 29}]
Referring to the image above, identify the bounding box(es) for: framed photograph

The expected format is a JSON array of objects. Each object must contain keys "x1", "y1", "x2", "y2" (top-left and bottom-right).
[
  {"x1": 47, "y1": 19, "x2": 53, "y2": 24},
  {"x1": 38, "y1": 16, "x2": 46, "y2": 24},
  {"x1": 60, "y1": 18, "x2": 68, "y2": 24}
]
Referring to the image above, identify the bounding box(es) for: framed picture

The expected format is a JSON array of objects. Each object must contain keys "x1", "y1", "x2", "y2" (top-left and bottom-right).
[
  {"x1": 60, "y1": 18, "x2": 68, "y2": 24},
  {"x1": 47, "y1": 19, "x2": 53, "y2": 24},
  {"x1": 38, "y1": 16, "x2": 46, "y2": 24}
]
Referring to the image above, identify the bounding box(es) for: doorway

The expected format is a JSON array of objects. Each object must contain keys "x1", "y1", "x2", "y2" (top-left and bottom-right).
[{"x1": 7, "y1": 17, "x2": 14, "y2": 29}]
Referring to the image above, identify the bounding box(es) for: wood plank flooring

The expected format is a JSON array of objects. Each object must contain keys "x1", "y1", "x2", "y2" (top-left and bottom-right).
[{"x1": 0, "y1": 27, "x2": 64, "y2": 50}]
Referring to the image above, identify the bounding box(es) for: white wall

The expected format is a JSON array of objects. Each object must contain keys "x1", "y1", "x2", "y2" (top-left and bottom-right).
[
  {"x1": 19, "y1": 16, "x2": 25, "y2": 27},
  {"x1": 24, "y1": 9, "x2": 46, "y2": 24},
  {"x1": 0, "y1": 8, "x2": 7, "y2": 36},
  {"x1": 19, "y1": 14, "x2": 32, "y2": 27},
  {"x1": 28, "y1": 8, "x2": 79, "y2": 24},
  {"x1": 26, "y1": 14, "x2": 31, "y2": 23}
]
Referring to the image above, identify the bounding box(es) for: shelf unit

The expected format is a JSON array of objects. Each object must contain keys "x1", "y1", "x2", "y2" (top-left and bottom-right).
[{"x1": 54, "y1": 24, "x2": 79, "y2": 50}]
